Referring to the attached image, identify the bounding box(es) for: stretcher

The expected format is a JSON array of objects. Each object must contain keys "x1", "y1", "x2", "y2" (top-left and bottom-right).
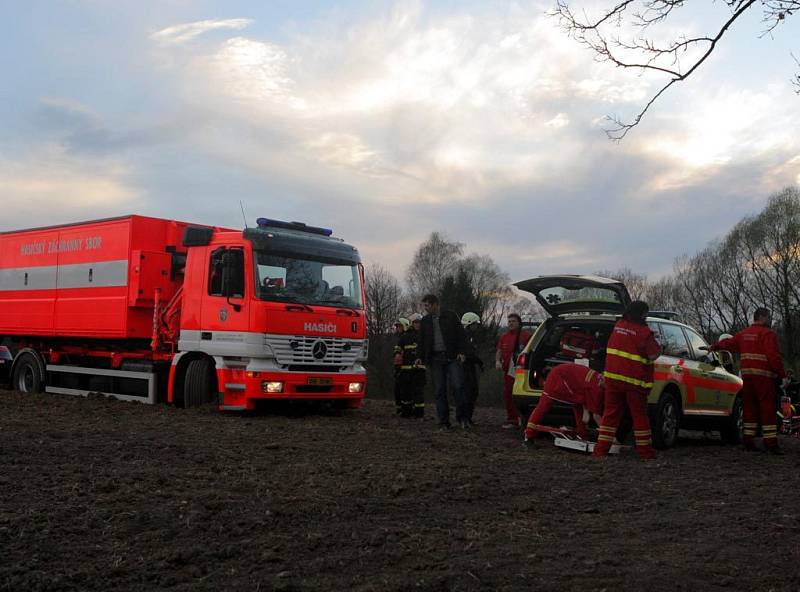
[{"x1": 533, "y1": 424, "x2": 623, "y2": 454}]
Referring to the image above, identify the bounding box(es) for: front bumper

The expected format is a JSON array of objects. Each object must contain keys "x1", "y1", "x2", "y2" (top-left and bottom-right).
[{"x1": 215, "y1": 367, "x2": 367, "y2": 411}]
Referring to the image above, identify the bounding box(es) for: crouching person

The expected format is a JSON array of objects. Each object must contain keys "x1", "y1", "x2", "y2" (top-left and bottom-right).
[{"x1": 523, "y1": 362, "x2": 604, "y2": 445}]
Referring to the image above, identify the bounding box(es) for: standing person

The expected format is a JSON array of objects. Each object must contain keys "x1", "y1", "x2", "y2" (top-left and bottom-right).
[
  {"x1": 495, "y1": 314, "x2": 532, "y2": 428},
  {"x1": 707, "y1": 308, "x2": 786, "y2": 454},
  {"x1": 392, "y1": 318, "x2": 409, "y2": 415},
  {"x1": 417, "y1": 294, "x2": 469, "y2": 430},
  {"x1": 592, "y1": 301, "x2": 662, "y2": 460},
  {"x1": 461, "y1": 312, "x2": 484, "y2": 425},
  {"x1": 397, "y1": 313, "x2": 426, "y2": 418},
  {"x1": 523, "y1": 363, "x2": 605, "y2": 444}
]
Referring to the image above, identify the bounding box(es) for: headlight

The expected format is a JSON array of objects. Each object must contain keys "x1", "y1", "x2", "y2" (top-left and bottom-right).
[
  {"x1": 263, "y1": 381, "x2": 284, "y2": 393},
  {"x1": 348, "y1": 382, "x2": 363, "y2": 393}
]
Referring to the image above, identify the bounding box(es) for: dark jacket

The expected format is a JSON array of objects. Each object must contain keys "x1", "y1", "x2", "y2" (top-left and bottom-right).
[
  {"x1": 464, "y1": 332, "x2": 484, "y2": 371},
  {"x1": 397, "y1": 328, "x2": 424, "y2": 369},
  {"x1": 419, "y1": 309, "x2": 467, "y2": 364}
]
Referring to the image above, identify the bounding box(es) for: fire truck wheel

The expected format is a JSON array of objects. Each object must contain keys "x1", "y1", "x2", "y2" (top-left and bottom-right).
[
  {"x1": 184, "y1": 358, "x2": 215, "y2": 408},
  {"x1": 12, "y1": 353, "x2": 44, "y2": 394},
  {"x1": 651, "y1": 391, "x2": 680, "y2": 449},
  {"x1": 720, "y1": 395, "x2": 743, "y2": 445}
]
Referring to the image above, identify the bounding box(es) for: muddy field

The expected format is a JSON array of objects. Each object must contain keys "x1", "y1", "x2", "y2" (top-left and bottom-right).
[{"x1": 2, "y1": 389, "x2": 800, "y2": 592}]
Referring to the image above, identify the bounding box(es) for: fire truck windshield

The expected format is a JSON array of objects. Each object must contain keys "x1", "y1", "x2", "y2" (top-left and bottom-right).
[{"x1": 254, "y1": 251, "x2": 363, "y2": 308}]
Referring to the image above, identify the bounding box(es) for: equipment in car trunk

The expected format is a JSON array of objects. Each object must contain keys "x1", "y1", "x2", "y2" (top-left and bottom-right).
[{"x1": 559, "y1": 329, "x2": 597, "y2": 359}]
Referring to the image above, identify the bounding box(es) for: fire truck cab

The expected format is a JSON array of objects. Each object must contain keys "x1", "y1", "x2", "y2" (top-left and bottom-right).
[{"x1": 172, "y1": 218, "x2": 368, "y2": 410}]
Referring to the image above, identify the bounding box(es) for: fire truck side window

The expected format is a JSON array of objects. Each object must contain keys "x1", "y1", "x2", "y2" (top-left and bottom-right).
[
  {"x1": 208, "y1": 248, "x2": 226, "y2": 296},
  {"x1": 208, "y1": 248, "x2": 245, "y2": 297},
  {"x1": 225, "y1": 249, "x2": 245, "y2": 298}
]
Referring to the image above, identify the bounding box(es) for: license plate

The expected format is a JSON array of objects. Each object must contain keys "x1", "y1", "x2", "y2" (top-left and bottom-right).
[{"x1": 307, "y1": 377, "x2": 332, "y2": 386}]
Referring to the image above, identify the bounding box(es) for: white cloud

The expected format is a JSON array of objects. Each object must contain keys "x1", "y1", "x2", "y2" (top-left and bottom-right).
[
  {"x1": 545, "y1": 113, "x2": 570, "y2": 128},
  {"x1": 0, "y1": 145, "x2": 138, "y2": 230},
  {"x1": 158, "y1": 5, "x2": 638, "y2": 206},
  {"x1": 151, "y1": 18, "x2": 253, "y2": 46}
]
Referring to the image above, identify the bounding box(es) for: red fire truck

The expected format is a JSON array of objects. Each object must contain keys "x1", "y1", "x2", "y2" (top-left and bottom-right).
[{"x1": 0, "y1": 215, "x2": 368, "y2": 410}]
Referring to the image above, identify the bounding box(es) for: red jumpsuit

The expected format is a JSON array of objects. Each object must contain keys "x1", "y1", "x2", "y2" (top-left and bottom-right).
[
  {"x1": 593, "y1": 318, "x2": 662, "y2": 459},
  {"x1": 712, "y1": 324, "x2": 785, "y2": 449},
  {"x1": 524, "y1": 363, "x2": 604, "y2": 440},
  {"x1": 497, "y1": 328, "x2": 532, "y2": 424}
]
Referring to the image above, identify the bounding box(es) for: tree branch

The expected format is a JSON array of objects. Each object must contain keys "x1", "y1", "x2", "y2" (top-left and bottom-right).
[{"x1": 553, "y1": 0, "x2": 798, "y2": 138}]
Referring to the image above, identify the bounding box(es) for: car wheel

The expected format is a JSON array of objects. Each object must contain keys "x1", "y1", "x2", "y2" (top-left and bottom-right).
[
  {"x1": 12, "y1": 352, "x2": 44, "y2": 393},
  {"x1": 651, "y1": 391, "x2": 680, "y2": 449},
  {"x1": 183, "y1": 359, "x2": 216, "y2": 408},
  {"x1": 720, "y1": 394, "x2": 743, "y2": 445}
]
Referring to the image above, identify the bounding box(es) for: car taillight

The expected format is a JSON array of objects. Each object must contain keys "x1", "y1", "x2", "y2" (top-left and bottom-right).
[{"x1": 516, "y1": 353, "x2": 527, "y2": 368}]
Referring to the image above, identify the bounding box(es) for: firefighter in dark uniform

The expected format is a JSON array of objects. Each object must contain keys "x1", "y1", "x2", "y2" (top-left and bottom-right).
[
  {"x1": 397, "y1": 314, "x2": 426, "y2": 417},
  {"x1": 461, "y1": 312, "x2": 484, "y2": 425},
  {"x1": 707, "y1": 307, "x2": 786, "y2": 454},
  {"x1": 593, "y1": 301, "x2": 662, "y2": 460},
  {"x1": 392, "y1": 318, "x2": 409, "y2": 415}
]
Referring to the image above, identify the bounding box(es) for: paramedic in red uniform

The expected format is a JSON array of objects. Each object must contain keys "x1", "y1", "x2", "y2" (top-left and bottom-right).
[
  {"x1": 593, "y1": 301, "x2": 662, "y2": 460},
  {"x1": 707, "y1": 307, "x2": 786, "y2": 454},
  {"x1": 495, "y1": 314, "x2": 532, "y2": 428},
  {"x1": 523, "y1": 362, "x2": 605, "y2": 445}
]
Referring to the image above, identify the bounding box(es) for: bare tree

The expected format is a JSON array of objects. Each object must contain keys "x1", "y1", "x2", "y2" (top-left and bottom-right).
[
  {"x1": 458, "y1": 254, "x2": 514, "y2": 328},
  {"x1": 647, "y1": 275, "x2": 684, "y2": 315},
  {"x1": 553, "y1": 0, "x2": 799, "y2": 138},
  {"x1": 364, "y1": 263, "x2": 404, "y2": 397},
  {"x1": 736, "y1": 187, "x2": 800, "y2": 358},
  {"x1": 405, "y1": 232, "x2": 464, "y2": 302},
  {"x1": 595, "y1": 267, "x2": 649, "y2": 300},
  {"x1": 365, "y1": 262, "x2": 404, "y2": 339}
]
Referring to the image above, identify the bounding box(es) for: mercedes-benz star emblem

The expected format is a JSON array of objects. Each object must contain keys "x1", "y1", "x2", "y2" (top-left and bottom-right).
[{"x1": 312, "y1": 340, "x2": 328, "y2": 360}]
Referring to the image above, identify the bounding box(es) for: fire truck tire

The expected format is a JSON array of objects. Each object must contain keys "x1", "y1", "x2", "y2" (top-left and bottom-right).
[
  {"x1": 12, "y1": 353, "x2": 44, "y2": 394},
  {"x1": 720, "y1": 395, "x2": 743, "y2": 445},
  {"x1": 651, "y1": 391, "x2": 680, "y2": 449},
  {"x1": 184, "y1": 359, "x2": 215, "y2": 408}
]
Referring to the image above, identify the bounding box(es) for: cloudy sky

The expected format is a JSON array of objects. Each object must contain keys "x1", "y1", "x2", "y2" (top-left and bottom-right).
[{"x1": 2, "y1": 1, "x2": 798, "y2": 284}]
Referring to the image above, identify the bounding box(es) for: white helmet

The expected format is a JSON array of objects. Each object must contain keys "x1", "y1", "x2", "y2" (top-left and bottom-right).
[
  {"x1": 461, "y1": 312, "x2": 480, "y2": 327},
  {"x1": 719, "y1": 333, "x2": 733, "y2": 341},
  {"x1": 408, "y1": 313, "x2": 423, "y2": 323},
  {"x1": 396, "y1": 317, "x2": 410, "y2": 330}
]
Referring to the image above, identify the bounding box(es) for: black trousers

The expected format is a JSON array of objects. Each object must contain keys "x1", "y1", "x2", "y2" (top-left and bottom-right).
[
  {"x1": 397, "y1": 370, "x2": 426, "y2": 417},
  {"x1": 463, "y1": 362, "x2": 480, "y2": 421}
]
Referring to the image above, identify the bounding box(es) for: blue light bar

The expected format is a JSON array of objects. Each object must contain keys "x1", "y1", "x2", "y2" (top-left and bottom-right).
[{"x1": 256, "y1": 218, "x2": 333, "y2": 237}]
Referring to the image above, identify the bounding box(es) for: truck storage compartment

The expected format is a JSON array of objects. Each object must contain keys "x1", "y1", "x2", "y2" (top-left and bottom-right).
[{"x1": 0, "y1": 216, "x2": 187, "y2": 340}]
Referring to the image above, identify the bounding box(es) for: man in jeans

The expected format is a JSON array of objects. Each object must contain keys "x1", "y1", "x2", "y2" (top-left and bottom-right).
[{"x1": 417, "y1": 294, "x2": 469, "y2": 429}]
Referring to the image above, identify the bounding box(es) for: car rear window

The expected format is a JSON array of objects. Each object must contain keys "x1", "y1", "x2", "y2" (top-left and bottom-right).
[{"x1": 538, "y1": 286, "x2": 625, "y2": 307}]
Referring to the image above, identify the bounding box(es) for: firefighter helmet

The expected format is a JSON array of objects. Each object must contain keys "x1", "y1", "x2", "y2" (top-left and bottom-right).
[
  {"x1": 396, "y1": 317, "x2": 410, "y2": 330},
  {"x1": 461, "y1": 312, "x2": 480, "y2": 327},
  {"x1": 719, "y1": 333, "x2": 733, "y2": 341}
]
